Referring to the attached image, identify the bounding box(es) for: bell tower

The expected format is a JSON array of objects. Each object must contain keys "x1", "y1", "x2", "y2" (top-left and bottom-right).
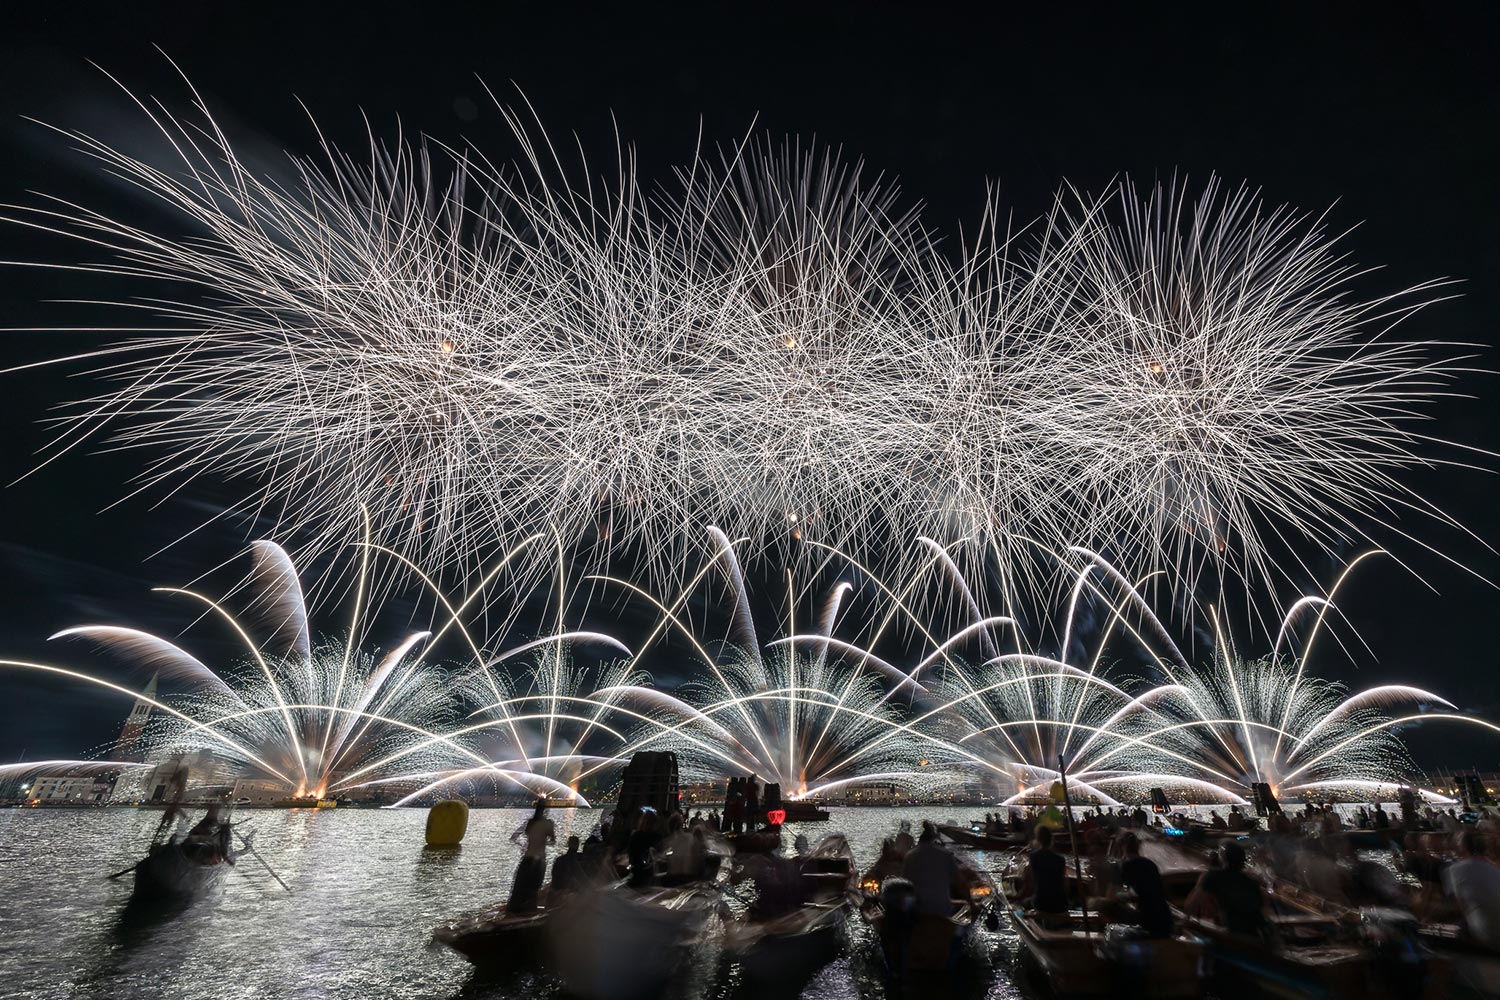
[{"x1": 110, "y1": 673, "x2": 157, "y2": 763}]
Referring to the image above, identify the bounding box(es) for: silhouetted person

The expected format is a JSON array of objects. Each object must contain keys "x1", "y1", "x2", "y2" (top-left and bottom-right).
[
  {"x1": 551, "y1": 834, "x2": 587, "y2": 896},
  {"x1": 726, "y1": 778, "x2": 744, "y2": 834},
  {"x1": 1021, "y1": 825, "x2": 1068, "y2": 919},
  {"x1": 1187, "y1": 842, "x2": 1267, "y2": 938},
  {"x1": 1444, "y1": 829, "x2": 1500, "y2": 948},
  {"x1": 902, "y1": 822, "x2": 960, "y2": 917},
  {"x1": 1117, "y1": 833, "x2": 1172, "y2": 937},
  {"x1": 627, "y1": 811, "x2": 657, "y2": 887},
  {"x1": 744, "y1": 776, "x2": 760, "y2": 829},
  {"x1": 1374, "y1": 803, "x2": 1390, "y2": 830},
  {"x1": 507, "y1": 799, "x2": 555, "y2": 912}
]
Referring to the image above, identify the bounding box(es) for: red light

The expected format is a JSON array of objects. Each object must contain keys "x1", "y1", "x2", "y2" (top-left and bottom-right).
[{"x1": 767, "y1": 809, "x2": 786, "y2": 826}]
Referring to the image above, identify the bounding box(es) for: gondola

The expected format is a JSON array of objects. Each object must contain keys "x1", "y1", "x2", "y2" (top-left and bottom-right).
[
  {"x1": 130, "y1": 829, "x2": 236, "y2": 901},
  {"x1": 434, "y1": 877, "x2": 725, "y2": 995},
  {"x1": 722, "y1": 834, "x2": 858, "y2": 985},
  {"x1": 430, "y1": 889, "x2": 554, "y2": 966},
  {"x1": 936, "y1": 822, "x2": 1026, "y2": 851},
  {"x1": 545, "y1": 880, "x2": 725, "y2": 1000}
]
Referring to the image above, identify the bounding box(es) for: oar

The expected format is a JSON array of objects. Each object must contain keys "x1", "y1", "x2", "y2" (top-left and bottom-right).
[
  {"x1": 105, "y1": 861, "x2": 140, "y2": 880},
  {"x1": 234, "y1": 831, "x2": 291, "y2": 892}
]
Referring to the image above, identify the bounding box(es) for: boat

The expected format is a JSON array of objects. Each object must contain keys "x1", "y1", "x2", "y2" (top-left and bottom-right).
[
  {"x1": 722, "y1": 828, "x2": 782, "y2": 854},
  {"x1": 860, "y1": 852, "x2": 994, "y2": 980},
  {"x1": 130, "y1": 831, "x2": 235, "y2": 901},
  {"x1": 1008, "y1": 904, "x2": 1205, "y2": 997},
  {"x1": 435, "y1": 877, "x2": 725, "y2": 989},
  {"x1": 1179, "y1": 879, "x2": 1449, "y2": 999},
  {"x1": 430, "y1": 889, "x2": 554, "y2": 966},
  {"x1": 778, "y1": 800, "x2": 830, "y2": 822},
  {"x1": 999, "y1": 848, "x2": 1205, "y2": 997},
  {"x1": 1416, "y1": 922, "x2": 1500, "y2": 997},
  {"x1": 545, "y1": 880, "x2": 725, "y2": 1000},
  {"x1": 722, "y1": 834, "x2": 857, "y2": 984},
  {"x1": 936, "y1": 822, "x2": 1027, "y2": 850}
]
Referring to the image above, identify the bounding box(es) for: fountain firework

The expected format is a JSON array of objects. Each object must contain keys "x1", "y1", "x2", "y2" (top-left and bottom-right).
[{"x1": 2, "y1": 528, "x2": 637, "y2": 804}]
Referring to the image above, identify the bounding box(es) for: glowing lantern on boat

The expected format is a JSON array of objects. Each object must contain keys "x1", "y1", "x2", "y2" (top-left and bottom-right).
[{"x1": 767, "y1": 808, "x2": 786, "y2": 826}]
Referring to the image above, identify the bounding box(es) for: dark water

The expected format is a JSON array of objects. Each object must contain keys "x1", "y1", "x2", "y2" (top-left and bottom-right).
[{"x1": 0, "y1": 806, "x2": 1031, "y2": 1000}]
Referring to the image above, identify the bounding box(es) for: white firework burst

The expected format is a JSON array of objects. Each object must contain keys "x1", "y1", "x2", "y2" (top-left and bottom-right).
[{"x1": 2, "y1": 78, "x2": 1478, "y2": 602}]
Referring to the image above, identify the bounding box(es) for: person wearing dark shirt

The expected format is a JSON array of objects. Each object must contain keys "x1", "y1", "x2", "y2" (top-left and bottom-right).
[
  {"x1": 744, "y1": 776, "x2": 760, "y2": 829},
  {"x1": 1187, "y1": 842, "x2": 1267, "y2": 937},
  {"x1": 901, "y1": 823, "x2": 962, "y2": 916},
  {"x1": 551, "y1": 834, "x2": 587, "y2": 896},
  {"x1": 1116, "y1": 833, "x2": 1172, "y2": 937},
  {"x1": 627, "y1": 811, "x2": 658, "y2": 888},
  {"x1": 1021, "y1": 825, "x2": 1069, "y2": 917}
]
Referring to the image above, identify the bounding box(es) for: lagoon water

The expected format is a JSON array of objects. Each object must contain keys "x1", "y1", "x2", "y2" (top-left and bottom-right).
[{"x1": 0, "y1": 806, "x2": 1034, "y2": 1000}]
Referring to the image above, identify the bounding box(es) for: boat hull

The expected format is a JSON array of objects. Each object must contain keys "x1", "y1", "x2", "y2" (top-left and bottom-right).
[
  {"x1": 130, "y1": 841, "x2": 229, "y2": 901},
  {"x1": 1010, "y1": 908, "x2": 1204, "y2": 997}
]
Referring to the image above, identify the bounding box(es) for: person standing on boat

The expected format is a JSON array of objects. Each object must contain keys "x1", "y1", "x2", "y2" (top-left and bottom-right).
[
  {"x1": 507, "y1": 799, "x2": 555, "y2": 913},
  {"x1": 627, "y1": 810, "x2": 658, "y2": 887},
  {"x1": 1443, "y1": 829, "x2": 1500, "y2": 948},
  {"x1": 1114, "y1": 833, "x2": 1172, "y2": 937},
  {"x1": 902, "y1": 823, "x2": 960, "y2": 917},
  {"x1": 743, "y1": 776, "x2": 760, "y2": 830},
  {"x1": 725, "y1": 778, "x2": 744, "y2": 834},
  {"x1": 1019, "y1": 825, "x2": 1069, "y2": 924},
  {"x1": 893, "y1": 820, "x2": 915, "y2": 856}
]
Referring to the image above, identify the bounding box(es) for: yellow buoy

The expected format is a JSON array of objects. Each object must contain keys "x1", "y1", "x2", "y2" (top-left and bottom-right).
[{"x1": 425, "y1": 799, "x2": 469, "y2": 847}]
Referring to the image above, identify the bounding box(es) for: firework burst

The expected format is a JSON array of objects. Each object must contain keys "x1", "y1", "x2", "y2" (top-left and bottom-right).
[{"x1": 1, "y1": 77, "x2": 1479, "y2": 604}]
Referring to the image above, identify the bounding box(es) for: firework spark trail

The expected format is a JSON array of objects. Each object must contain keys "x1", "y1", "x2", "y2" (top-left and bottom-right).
[{"x1": 0, "y1": 78, "x2": 1483, "y2": 606}]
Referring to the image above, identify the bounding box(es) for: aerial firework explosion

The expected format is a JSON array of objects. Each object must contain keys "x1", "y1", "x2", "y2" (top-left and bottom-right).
[{"x1": 1, "y1": 79, "x2": 1480, "y2": 603}]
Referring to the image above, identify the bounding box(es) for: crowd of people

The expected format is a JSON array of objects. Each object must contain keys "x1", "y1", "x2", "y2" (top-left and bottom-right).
[
  {"x1": 1005, "y1": 794, "x2": 1500, "y2": 954},
  {"x1": 502, "y1": 784, "x2": 779, "y2": 912}
]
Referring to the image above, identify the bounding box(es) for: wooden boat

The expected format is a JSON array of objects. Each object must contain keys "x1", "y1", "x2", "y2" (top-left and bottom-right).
[
  {"x1": 1008, "y1": 904, "x2": 1204, "y2": 997},
  {"x1": 435, "y1": 877, "x2": 724, "y2": 994},
  {"x1": 861, "y1": 857, "x2": 994, "y2": 979},
  {"x1": 999, "y1": 847, "x2": 1205, "y2": 997},
  {"x1": 430, "y1": 890, "x2": 553, "y2": 965},
  {"x1": 546, "y1": 881, "x2": 724, "y2": 1000},
  {"x1": 722, "y1": 828, "x2": 782, "y2": 854},
  {"x1": 130, "y1": 832, "x2": 235, "y2": 901},
  {"x1": 936, "y1": 822, "x2": 1026, "y2": 851},
  {"x1": 778, "y1": 800, "x2": 830, "y2": 822},
  {"x1": 1416, "y1": 922, "x2": 1500, "y2": 997},
  {"x1": 1180, "y1": 881, "x2": 1449, "y2": 999},
  {"x1": 723, "y1": 835, "x2": 857, "y2": 984}
]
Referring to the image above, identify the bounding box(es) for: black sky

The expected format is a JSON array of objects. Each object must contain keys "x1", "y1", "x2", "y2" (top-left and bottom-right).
[{"x1": 1, "y1": 4, "x2": 1497, "y2": 766}]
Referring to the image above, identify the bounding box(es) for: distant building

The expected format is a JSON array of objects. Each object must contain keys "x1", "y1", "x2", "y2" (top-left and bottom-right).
[
  {"x1": 232, "y1": 777, "x2": 295, "y2": 804},
  {"x1": 110, "y1": 673, "x2": 157, "y2": 763},
  {"x1": 28, "y1": 773, "x2": 113, "y2": 804},
  {"x1": 1423, "y1": 772, "x2": 1500, "y2": 805},
  {"x1": 839, "y1": 782, "x2": 900, "y2": 805},
  {"x1": 114, "y1": 750, "x2": 241, "y2": 803}
]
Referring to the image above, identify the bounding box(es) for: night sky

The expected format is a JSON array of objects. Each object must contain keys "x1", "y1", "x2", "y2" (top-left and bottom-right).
[{"x1": 1, "y1": 6, "x2": 1497, "y2": 768}]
